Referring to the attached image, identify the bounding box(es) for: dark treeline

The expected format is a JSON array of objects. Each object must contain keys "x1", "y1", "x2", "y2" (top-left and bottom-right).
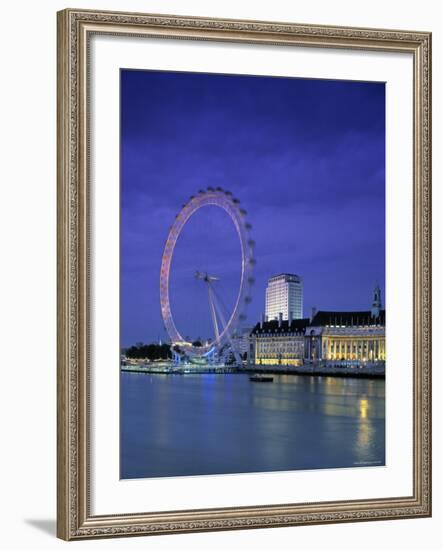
[{"x1": 125, "y1": 342, "x2": 172, "y2": 360}]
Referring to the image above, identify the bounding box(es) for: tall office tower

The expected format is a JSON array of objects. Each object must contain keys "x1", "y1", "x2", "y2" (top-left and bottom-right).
[{"x1": 265, "y1": 273, "x2": 303, "y2": 321}]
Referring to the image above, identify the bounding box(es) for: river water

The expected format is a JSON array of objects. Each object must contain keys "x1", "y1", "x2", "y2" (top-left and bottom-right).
[{"x1": 120, "y1": 372, "x2": 385, "y2": 479}]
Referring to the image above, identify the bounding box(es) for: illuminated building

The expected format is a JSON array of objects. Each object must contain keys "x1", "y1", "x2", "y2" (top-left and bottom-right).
[
  {"x1": 305, "y1": 309, "x2": 385, "y2": 363},
  {"x1": 265, "y1": 273, "x2": 303, "y2": 321},
  {"x1": 251, "y1": 285, "x2": 385, "y2": 367},
  {"x1": 250, "y1": 317, "x2": 309, "y2": 366}
]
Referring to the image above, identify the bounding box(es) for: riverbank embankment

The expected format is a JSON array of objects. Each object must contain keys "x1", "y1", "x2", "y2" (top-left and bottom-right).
[{"x1": 121, "y1": 363, "x2": 385, "y2": 378}]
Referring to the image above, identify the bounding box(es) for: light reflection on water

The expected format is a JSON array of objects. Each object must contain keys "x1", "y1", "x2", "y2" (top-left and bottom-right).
[{"x1": 121, "y1": 372, "x2": 385, "y2": 479}]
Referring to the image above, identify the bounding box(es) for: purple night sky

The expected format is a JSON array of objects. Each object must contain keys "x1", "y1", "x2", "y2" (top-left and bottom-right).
[{"x1": 120, "y1": 69, "x2": 385, "y2": 347}]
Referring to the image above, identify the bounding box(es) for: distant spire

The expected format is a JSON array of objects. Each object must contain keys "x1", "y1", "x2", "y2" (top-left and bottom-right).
[{"x1": 371, "y1": 284, "x2": 382, "y2": 318}]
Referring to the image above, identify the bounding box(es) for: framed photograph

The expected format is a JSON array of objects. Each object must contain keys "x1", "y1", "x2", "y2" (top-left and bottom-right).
[{"x1": 57, "y1": 8, "x2": 432, "y2": 540}]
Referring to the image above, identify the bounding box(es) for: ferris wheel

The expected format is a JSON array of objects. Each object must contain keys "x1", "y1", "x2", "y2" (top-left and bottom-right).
[{"x1": 159, "y1": 187, "x2": 255, "y2": 362}]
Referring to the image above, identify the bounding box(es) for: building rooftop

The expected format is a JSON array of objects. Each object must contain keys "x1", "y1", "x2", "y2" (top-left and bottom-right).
[
  {"x1": 311, "y1": 310, "x2": 385, "y2": 327},
  {"x1": 268, "y1": 273, "x2": 302, "y2": 282},
  {"x1": 251, "y1": 318, "x2": 310, "y2": 335},
  {"x1": 249, "y1": 309, "x2": 385, "y2": 336}
]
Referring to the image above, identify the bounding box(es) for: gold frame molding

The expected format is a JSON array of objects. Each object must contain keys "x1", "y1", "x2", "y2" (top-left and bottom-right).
[{"x1": 57, "y1": 8, "x2": 432, "y2": 540}]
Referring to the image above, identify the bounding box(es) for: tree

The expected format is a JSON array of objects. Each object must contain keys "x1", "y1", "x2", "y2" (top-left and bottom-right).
[{"x1": 125, "y1": 342, "x2": 172, "y2": 360}]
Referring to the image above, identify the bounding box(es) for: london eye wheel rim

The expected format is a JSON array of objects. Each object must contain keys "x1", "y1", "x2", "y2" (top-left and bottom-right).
[{"x1": 160, "y1": 189, "x2": 254, "y2": 357}]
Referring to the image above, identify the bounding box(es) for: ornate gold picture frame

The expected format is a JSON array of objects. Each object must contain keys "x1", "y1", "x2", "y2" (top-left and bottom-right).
[{"x1": 57, "y1": 8, "x2": 431, "y2": 540}]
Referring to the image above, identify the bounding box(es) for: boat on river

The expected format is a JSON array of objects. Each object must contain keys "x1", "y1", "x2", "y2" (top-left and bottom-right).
[{"x1": 249, "y1": 375, "x2": 274, "y2": 383}]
